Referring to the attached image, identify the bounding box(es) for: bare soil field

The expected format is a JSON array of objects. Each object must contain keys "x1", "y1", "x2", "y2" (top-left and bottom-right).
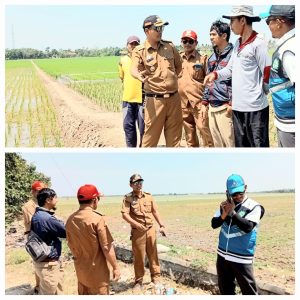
[
  {"x1": 5, "y1": 194, "x2": 294, "y2": 294},
  {"x1": 5, "y1": 222, "x2": 209, "y2": 295}
]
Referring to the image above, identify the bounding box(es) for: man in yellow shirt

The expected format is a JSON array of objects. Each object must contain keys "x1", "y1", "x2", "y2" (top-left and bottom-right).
[{"x1": 119, "y1": 35, "x2": 144, "y2": 147}]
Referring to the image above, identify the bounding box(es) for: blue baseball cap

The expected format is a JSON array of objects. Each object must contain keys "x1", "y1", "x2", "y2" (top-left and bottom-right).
[
  {"x1": 226, "y1": 174, "x2": 245, "y2": 195},
  {"x1": 260, "y1": 5, "x2": 295, "y2": 20}
]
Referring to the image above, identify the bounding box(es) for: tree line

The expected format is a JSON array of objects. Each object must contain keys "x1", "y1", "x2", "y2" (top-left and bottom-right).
[{"x1": 5, "y1": 40, "x2": 276, "y2": 60}]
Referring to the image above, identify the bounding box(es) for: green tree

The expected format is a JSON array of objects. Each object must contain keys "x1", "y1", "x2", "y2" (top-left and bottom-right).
[{"x1": 5, "y1": 153, "x2": 51, "y2": 225}]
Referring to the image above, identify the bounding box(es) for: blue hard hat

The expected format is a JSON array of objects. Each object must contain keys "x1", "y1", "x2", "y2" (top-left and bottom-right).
[{"x1": 226, "y1": 174, "x2": 245, "y2": 195}]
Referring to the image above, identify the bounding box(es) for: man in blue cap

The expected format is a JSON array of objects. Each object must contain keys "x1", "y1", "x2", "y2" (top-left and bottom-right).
[
  {"x1": 211, "y1": 174, "x2": 265, "y2": 294},
  {"x1": 260, "y1": 5, "x2": 295, "y2": 147}
]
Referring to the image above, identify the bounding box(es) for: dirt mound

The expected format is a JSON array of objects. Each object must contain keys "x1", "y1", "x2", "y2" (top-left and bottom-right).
[{"x1": 33, "y1": 63, "x2": 125, "y2": 147}]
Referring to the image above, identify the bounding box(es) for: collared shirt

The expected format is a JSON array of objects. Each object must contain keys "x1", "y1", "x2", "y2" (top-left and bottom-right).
[
  {"x1": 178, "y1": 50, "x2": 207, "y2": 108},
  {"x1": 132, "y1": 39, "x2": 182, "y2": 94},
  {"x1": 217, "y1": 32, "x2": 271, "y2": 112},
  {"x1": 121, "y1": 191, "x2": 157, "y2": 228},
  {"x1": 119, "y1": 54, "x2": 143, "y2": 103},
  {"x1": 22, "y1": 198, "x2": 38, "y2": 233},
  {"x1": 31, "y1": 207, "x2": 66, "y2": 260},
  {"x1": 66, "y1": 206, "x2": 114, "y2": 288}
]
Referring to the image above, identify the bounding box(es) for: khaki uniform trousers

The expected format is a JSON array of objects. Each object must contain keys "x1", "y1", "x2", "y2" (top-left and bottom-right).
[
  {"x1": 78, "y1": 282, "x2": 109, "y2": 295},
  {"x1": 208, "y1": 105, "x2": 235, "y2": 147},
  {"x1": 132, "y1": 226, "x2": 160, "y2": 283},
  {"x1": 182, "y1": 104, "x2": 214, "y2": 147},
  {"x1": 142, "y1": 93, "x2": 182, "y2": 147},
  {"x1": 34, "y1": 260, "x2": 64, "y2": 295}
]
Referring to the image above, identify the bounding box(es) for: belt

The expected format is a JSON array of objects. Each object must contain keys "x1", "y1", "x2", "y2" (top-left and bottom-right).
[
  {"x1": 42, "y1": 258, "x2": 58, "y2": 262},
  {"x1": 145, "y1": 91, "x2": 177, "y2": 98}
]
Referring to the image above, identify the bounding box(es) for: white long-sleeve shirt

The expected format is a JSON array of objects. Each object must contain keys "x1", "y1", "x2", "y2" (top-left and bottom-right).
[{"x1": 217, "y1": 32, "x2": 271, "y2": 112}]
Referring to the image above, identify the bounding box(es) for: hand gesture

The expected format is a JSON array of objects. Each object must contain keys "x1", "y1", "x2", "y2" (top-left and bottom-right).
[
  {"x1": 113, "y1": 268, "x2": 121, "y2": 281},
  {"x1": 159, "y1": 226, "x2": 167, "y2": 237},
  {"x1": 136, "y1": 223, "x2": 147, "y2": 232},
  {"x1": 203, "y1": 72, "x2": 217, "y2": 86}
]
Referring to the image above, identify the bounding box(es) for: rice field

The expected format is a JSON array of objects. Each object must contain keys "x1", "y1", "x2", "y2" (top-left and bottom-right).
[
  {"x1": 5, "y1": 60, "x2": 63, "y2": 147},
  {"x1": 35, "y1": 57, "x2": 123, "y2": 112}
]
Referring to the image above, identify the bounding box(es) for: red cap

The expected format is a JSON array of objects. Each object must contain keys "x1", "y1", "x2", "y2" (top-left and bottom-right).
[
  {"x1": 77, "y1": 184, "x2": 103, "y2": 201},
  {"x1": 31, "y1": 181, "x2": 46, "y2": 191},
  {"x1": 181, "y1": 30, "x2": 198, "y2": 41}
]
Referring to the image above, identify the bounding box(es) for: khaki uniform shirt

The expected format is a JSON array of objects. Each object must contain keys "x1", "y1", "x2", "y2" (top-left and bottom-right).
[
  {"x1": 121, "y1": 191, "x2": 157, "y2": 228},
  {"x1": 178, "y1": 50, "x2": 207, "y2": 108},
  {"x1": 22, "y1": 198, "x2": 37, "y2": 233},
  {"x1": 132, "y1": 40, "x2": 182, "y2": 94},
  {"x1": 66, "y1": 207, "x2": 114, "y2": 288}
]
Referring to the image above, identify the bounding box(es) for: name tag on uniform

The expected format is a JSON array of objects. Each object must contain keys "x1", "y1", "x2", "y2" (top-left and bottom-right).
[{"x1": 147, "y1": 55, "x2": 154, "y2": 62}]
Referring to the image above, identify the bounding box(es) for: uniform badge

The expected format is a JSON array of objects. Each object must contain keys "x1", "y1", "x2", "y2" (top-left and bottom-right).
[{"x1": 147, "y1": 55, "x2": 154, "y2": 62}]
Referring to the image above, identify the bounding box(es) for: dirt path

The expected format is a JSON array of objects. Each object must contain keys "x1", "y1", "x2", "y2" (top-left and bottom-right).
[{"x1": 33, "y1": 63, "x2": 125, "y2": 147}]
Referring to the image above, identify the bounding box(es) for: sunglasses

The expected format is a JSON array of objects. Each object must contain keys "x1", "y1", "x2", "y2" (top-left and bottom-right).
[
  {"x1": 231, "y1": 192, "x2": 244, "y2": 197},
  {"x1": 132, "y1": 181, "x2": 143, "y2": 186},
  {"x1": 150, "y1": 25, "x2": 164, "y2": 33},
  {"x1": 129, "y1": 42, "x2": 139, "y2": 46},
  {"x1": 182, "y1": 39, "x2": 195, "y2": 45},
  {"x1": 266, "y1": 17, "x2": 278, "y2": 25}
]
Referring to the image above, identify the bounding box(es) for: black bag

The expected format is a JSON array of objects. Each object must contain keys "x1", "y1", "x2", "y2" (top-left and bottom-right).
[{"x1": 25, "y1": 231, "x2": 52, "y2": 262}]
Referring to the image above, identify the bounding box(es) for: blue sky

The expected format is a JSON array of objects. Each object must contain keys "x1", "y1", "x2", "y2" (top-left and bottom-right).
[
  {"x1": 20, "y1": 152, "x2": 295, "y2": 196},
  {"x1": 5, "y1": 4, "x2": 273, "y2": 50}
]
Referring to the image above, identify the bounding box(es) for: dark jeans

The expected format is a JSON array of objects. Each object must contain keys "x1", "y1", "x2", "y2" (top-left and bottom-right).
[
  {"x1": 216, "y1": 254, "x2": 258, "y2": 295},
  {"x1": 232, "y1": 106, "x2": 269, "y2": 147},
  {"x1": 122, "y1": 101, "x2": 145, "y2": 147}
]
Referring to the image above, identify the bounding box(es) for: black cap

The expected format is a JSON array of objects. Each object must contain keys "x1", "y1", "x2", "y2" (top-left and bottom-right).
[
  {"x1": 143, "y1": 15, "x2": 169, "y2": 28},
  {"x1": 260, "y1": 5, "x2": 295, "y2": 20}
]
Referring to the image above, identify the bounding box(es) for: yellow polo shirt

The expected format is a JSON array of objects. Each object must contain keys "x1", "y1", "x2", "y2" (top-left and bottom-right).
[{"x1": 119, "y1": 54, "x2": 142, "y2": 103}]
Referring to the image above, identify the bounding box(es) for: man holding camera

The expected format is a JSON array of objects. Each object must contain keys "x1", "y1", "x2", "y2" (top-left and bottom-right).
[
  {"x1": 211, "y1": 174, "x2": 265, "y2": 294},
  {"x1": 178, "y1": 30, "x2": 213, "y2": 147}
]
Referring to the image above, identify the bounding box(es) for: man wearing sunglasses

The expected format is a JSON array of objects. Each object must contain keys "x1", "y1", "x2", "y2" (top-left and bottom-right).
[
  {"x1": 131, "y1": 15, "x2": 183, "y2": 147},
  {"x1": 204, "y1": 5, "x2": 271, "y2": 148},
  {"x1": 211, "y1": 174, "x2": 265, "y2": 294},
  {"x1": 178, "y1": 30, "x2": 214, "y2": 148},
  {"x1": 260, "y1": 5, "x2": 295, "y2": 147},
  {"x1": 121, "y1": 174, "x2": 166, "y2": 291},
  {"x1": 119, "y1": 35, "x2": 145, "y2": 148}
]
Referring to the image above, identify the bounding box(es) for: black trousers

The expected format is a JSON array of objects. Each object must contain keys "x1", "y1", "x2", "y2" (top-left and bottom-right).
[
  {"x1": 232, "y1": 106, "x2": 269, "y2": 147},
  {"x1": 216, "y1": 254, "x2": 258, "y2": 295}
]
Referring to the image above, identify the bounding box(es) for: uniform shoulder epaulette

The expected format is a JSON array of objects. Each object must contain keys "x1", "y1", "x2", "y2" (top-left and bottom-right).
[
  {"x1": 143, "y1": 191, "x2": 151, "y2": 195},
  {"x1": 124, "y1": 192, "x2": 133, "y2": 197},
  {"x1": 93, "y1": 210, "x2": 104, "y2": 216},
  {"x1": 136, "y1": 44, "x2": 145, "y2": 51},
  {"x1": 161, "y1": 39, "x2": 172, "y2": 44}
]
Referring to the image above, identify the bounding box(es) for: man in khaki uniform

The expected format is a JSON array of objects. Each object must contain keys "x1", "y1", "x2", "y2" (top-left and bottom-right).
[
  {"x1": 66, "y1": 184, "x2": 120, "y2": 295},
  {"x1": 121, "y1": 174, "x2": 166, "y2": 291},
  {"x1": 178, "y1": 30, "x2": 214, "y2": 147},
  {"x1": 22, "y1": 180, "x2": 46, "y2": 293},
  {"x1": 131, "y1": 15, "x2": 183, "y2": 147}
]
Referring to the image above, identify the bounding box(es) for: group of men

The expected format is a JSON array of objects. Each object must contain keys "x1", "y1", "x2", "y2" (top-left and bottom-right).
[
  {"x1": 22, "y1": 173, "x2": 264, "y2": 295},
  {"x1": 21, "y1": 176, "x2": 166, "y2": 295},
  {"x1": 118, "y1": 5, "x2": 295, "y2": 148}
]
